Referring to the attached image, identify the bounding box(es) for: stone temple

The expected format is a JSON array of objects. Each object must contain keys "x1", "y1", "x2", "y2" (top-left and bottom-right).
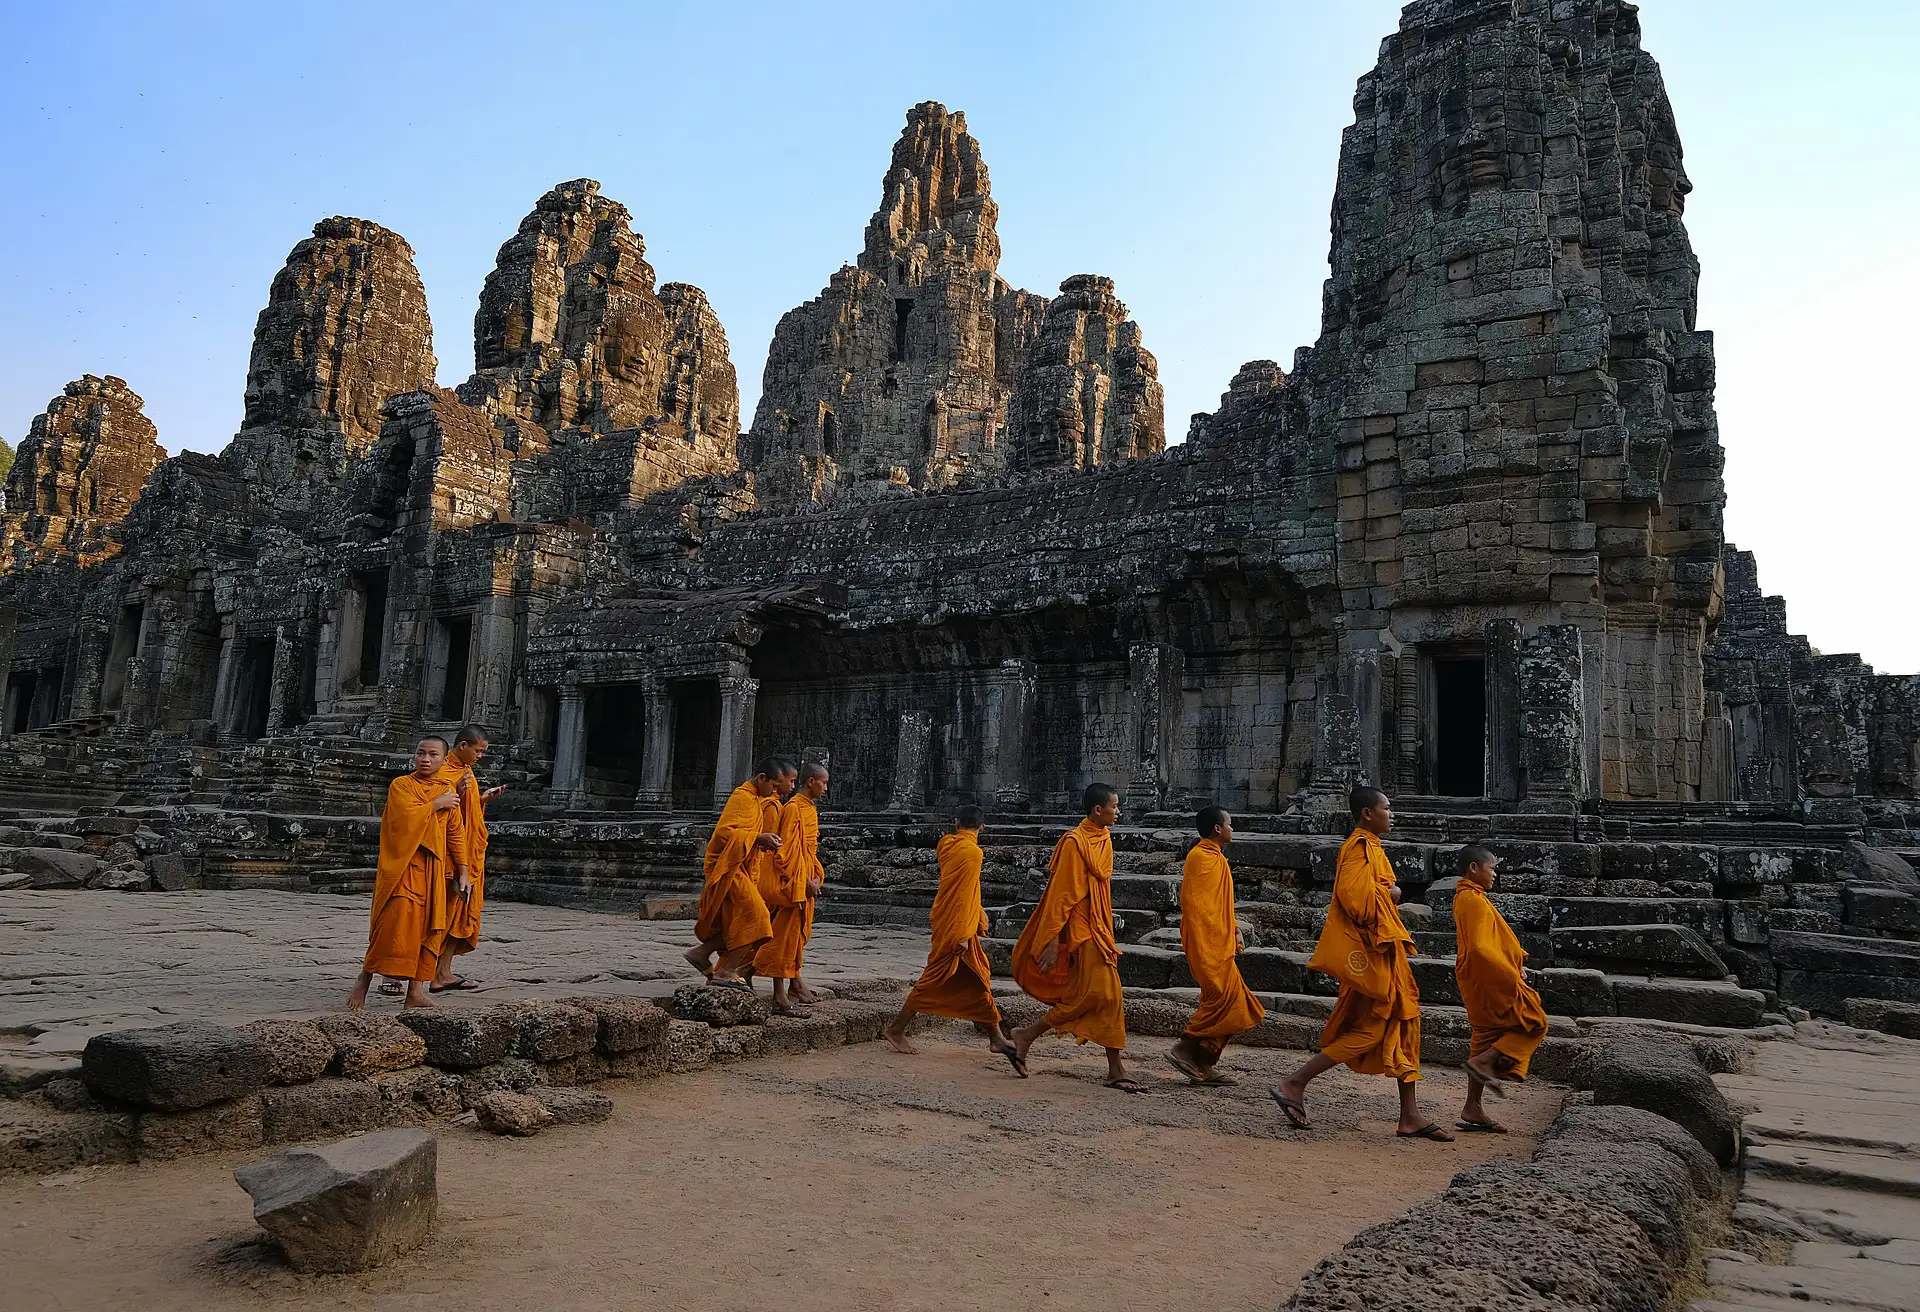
[{"x1": 2, "y1": 0, "x2": 1916, "y2": 1030}]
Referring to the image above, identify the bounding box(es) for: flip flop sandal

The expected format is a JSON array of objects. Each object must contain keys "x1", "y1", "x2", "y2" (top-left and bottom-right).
[
  {"x1": 1104, "y1": 1078, "x2": 1151, "y2": 1095},
  {"x1": 1397, "y1": 1122, "x2": 1455, "y2": 1141},
  {"x1": 1164, "y1": 1051, "x2": 1207, "y2": 1083},
  {"x1": 1268, "y1": 1089, "x2": 1312, "y2": 1129},
  {"x1": 378, "y1": 981, "x2": 405, "y2": 996},
  {"x1": 1195, "y1": 1072, "x2": 1239, "y2": 1086},
  {"x1": 1454, "y1": 1119, "x2": 1509, "y2": 1134},
  {"x1": 1001, "y1": 1047, "x2": 1030, "y2": 1079},
  {"x1": 707, "y1": 978, "x2": 753, "y2": 992},
  {"x1": 430, "y1": 977, "x2": 480, "y2": 993}
]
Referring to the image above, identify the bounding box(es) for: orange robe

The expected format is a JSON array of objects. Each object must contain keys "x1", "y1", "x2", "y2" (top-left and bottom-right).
[
  {"x1": 695, "y1": 783, "x2": 774, "y2": 952},
  {"x1": 755, "y1": 793, "x2": 822, "y2": 979},
  {"x1": 363, "y1": 773, "x2": 464, "y2": 982},
  {"x1": 433, "y1": 756, "x2": 488, "y2": 956},
  {"x1": 1179, "y1": 839, "x2": 1265, "y2": 1060},
  {"x1": 1453, "y1": 880, "x2": 1549, "y2": 1079},
  {"x1": 903, "y1": 830, "x2": 1002, "y2": 1025},
  {"x1": 1012, "y1": 820, "x2": 1125, "y2": 1050},
  {"x1": 1307, "y1": 828, "x2": 1421, "y2": 1082}
]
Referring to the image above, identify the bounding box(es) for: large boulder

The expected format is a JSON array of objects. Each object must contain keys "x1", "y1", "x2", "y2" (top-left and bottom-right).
[
  {"x1": 1546, "y1": 1102, "x2": 1721, "y2": 1196},
  {"x1": 396, "y1": 1008, "x2": 517, "y2": 1069},
  {"x1": 233, "y1": 1128, "x2": 437, "y2": 1273},
  {"x1": 314, "y1": 1014, "x2": 427, "y2": 1076},
  {"x1": 81, "y1": 1021, "x2": 269, "y2": 1111},
  {"x1": 672, "y1": 982, "x2": 770, "y2": 1028},
  {"x1": 1589, "y1": 1034, "x2": 1740, "y2": 1165},
  {"x1": 9, "y1": 847, "x2": 100, "y2": 889},
  {"x1": 472, "y1": 1090, "x2": 552, "y2": 1137}
]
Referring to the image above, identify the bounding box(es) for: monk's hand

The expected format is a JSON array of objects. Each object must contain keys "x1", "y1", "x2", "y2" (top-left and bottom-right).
[
  {"x1": 1234, "y1": 930, "x2": 1246, "y2": 954},
  {"x1": 1036, "y1": 939, "x2": 1060, "y2": 971},
  {"x1": 806, "y1": 875, "x2": 823, "y2": 896},
  {"x1": 432, "y1": 791, "x2": 460, "y2": 812},
  {"x1": 456, "y1": 874, "x2": 474, "y2": 900},
  {"x1": 755, "y1": 832, "x2": 782, "y2": 852},
  {"x1": 1390, "y1": 883, "x2": 1403, "y2": 904},
  {"x1": 480, "y1": 784, "x2": 506, "y2": 804}
]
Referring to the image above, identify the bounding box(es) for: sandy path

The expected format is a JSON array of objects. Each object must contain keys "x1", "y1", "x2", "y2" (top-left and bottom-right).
[{"x1": 3, "y1": 1031, "x2": 1557, "y2": 1312}]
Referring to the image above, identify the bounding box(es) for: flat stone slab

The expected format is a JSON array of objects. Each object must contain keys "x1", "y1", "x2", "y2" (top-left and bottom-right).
[
  {"x1": 1746, "y1": 1142, "x2": 1920, "y2": 1199},
  {"x1": 1550, "y1": 923, "x2": 1729, "y2": 979},
  {"x1": 233, "y1": 1128, "x2": 436, "y2": 1273}
]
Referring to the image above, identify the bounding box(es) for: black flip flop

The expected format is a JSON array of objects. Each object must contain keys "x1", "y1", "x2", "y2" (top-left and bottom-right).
[
  {"x1": 378, "y1": 981, "x2": 405, "y2": 996},
  {"x1": 1454, "y1": 1119, "x2": 1508, "y2": 1134},
  {"x1": 430, "y1": 977, "x2": 480, "y2": 993},
  {"x1": 707, "y1": 978, "x2": 752, "y2": 992},
  {"x1": 1165, "y1": 1051, "x2": 1208, "y2": 1084},
  {"x1": 1001, "y1": 1046, "x2": 1029, "y2": 1079},
  {"x1": 1268, "y1": 1088, "x2": 1312, "y2": 1129},
  {"x1": 1104, "y1": 1078, "x2": 1150, "y2": 1095},
  {"x1": 1397, "y1": 1122, "x2": 1455, "y2": 1141}
]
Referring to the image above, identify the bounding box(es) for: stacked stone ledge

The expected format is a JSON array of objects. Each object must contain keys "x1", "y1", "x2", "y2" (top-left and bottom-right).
[{"x1": 0, "y1": 989, "x2": 905, "y2": 1175}]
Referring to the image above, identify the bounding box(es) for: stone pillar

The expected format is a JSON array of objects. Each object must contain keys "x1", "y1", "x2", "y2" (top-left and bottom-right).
[
  {"x1": 0, "y1": 601, "x2": 17, "y2": 738},
  {"x1": 982, "y1": 658, "x2": 1035, "y2": 809},
  {"x1": 465, "y1": 595, "x2": 518, "y2": 735},
  {"x1": 635, "y1": 676, "x2": 674, "y2": 809},
  {"x1": 1520, "y1": 625, "x2": 1586, "y2": 808},
  {"x1": 67, "y1": 618, "x2": 111, "y2": 718},
  {"x1": 1127, "y1": 642, "x2": 1183, "y2": 812},
  {"x1": 1306, "y1": 682, "x2": 1362, "y2": 820},
  {"x1": 888, "y1": 709, "x2": 932, "y2": 812},
  {"x1": 1483, "y1": 618, "x2": 1524, "y2": 802},
  {"x1": 713, "y1": 666, "x2": 759, "y2": 807},
  {"x1": 1699, "y1": 691, "x2": 1735, "y2": 803},
  {"x1": 210, "y1": 622, "x2": 240, "y2": 736},
  {"x1": 264, "y1": 625, "x2": 296, "y2": 736},
  {"x1": 1341, "y1": 648, "x2": 1382, "y2": 788},
  {"x1": 550, "y1": 686, "x2": 587, "y2": 808}
]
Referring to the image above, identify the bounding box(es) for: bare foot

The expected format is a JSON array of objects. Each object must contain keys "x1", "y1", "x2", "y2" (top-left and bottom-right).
[
  {"x1": 683, "y1": 946, "x2": 713, "y2": 974},
  {"x1": 346, "y1": 993, "x2": 366, "y2": 1013},
  {"x1": 773, "y1": 1003, "x2": 814, "y2": 1019},
  {"x1": 403, "y1": 997, "x2": 437, "y2": 1010},
  {"x1": 882, "y1": 1023, "x2": 918, "y2": 1055},
  {"x1": 1466, "y1": 1052, "x2": 1511, "y2": 1098},
  {"x1": 791, "y1": 982, "x2": 821, "y2": 1005}
]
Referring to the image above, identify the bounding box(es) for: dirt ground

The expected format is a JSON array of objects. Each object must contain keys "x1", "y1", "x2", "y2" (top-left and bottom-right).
[{"x1": 3, "y1": 1030, "x2": 1558, "y2": 1312}]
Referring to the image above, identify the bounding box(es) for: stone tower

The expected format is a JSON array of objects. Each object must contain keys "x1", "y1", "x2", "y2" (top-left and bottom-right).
[
  {"x1": 226, "y1": 217, "x2": 437, "y2": 511},
  {"x1": 748, "y1": 102, "x2": 1163, "y2": 507},
  {"x1": 1008, "y1": 274, "x2": 1164, "y2": 472},
  {"x1": 1, "y1": 375, "x2": 166, "y2": 567}
]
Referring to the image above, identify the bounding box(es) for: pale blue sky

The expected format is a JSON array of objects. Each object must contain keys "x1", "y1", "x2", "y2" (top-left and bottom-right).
[{"x1": 2, "y1": 2, "x2": 1915, "y2": 670}]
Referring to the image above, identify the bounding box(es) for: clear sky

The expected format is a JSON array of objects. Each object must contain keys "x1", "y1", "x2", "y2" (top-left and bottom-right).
[{"x1": 2, "y1": 2, "x2": 1915, "y2": 670}]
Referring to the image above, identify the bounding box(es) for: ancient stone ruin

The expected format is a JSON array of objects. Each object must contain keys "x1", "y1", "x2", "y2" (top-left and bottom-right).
[{"x1": 2, "y1": 0, "x2": 1916, "y2": 1029}]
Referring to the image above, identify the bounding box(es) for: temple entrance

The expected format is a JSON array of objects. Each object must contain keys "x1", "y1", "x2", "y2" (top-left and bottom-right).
[
  {"x1": 426, "y1": 615, "x2": 472, "y2": 721},
  {"x1": 352, "y1": 569, "x2": 389, "y2": 688},
  {"x1": 100, "y1": 603, "x2": 142, "y2": 711},
  {"x1": 670, "y1": 678, "x2": 720, "y2": 809},
  {"x1": 583, "y1": 686, "x2": 648, "y2": 808},
  {"x1": 1431, "y1": 655, "x2": 1486, "y2": 797},
  {"x1": 235, "y1": 637, "x2": 275, "y2": 740},
  {"x1": 5, "y1": 669, "x2": 58, "y2": 734}
]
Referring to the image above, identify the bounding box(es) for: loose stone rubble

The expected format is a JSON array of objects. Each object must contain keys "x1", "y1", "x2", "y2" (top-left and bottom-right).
[
  {"x1": 0, "y1": 0, "x2": 1915, "y2": 1058},
  {"x1": 233, "y1": 1127, "x2": 437, "y2": 1273}
]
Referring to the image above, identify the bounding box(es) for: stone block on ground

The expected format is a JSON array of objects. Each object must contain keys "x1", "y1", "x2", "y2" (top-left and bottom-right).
[
  {"x1": 1116, "y1": 944, "x2": 1179, "y2": 989},
  {"x1": 39, "y1": 1077, "x2": 97, "y2": 1112},
  {"x1": 506, "y1": 1001, "x2": 599, "y2": 1061},
  {"x1": 369, "y1": 1067, "x2": 464, "y2": 1123},
  {"x1": 134, "y1": 1094, "x2": 265, "y2": 1162},
  {"x1": 1844, "y1": 998, "x2": 1920, "y2": 1040},
  {"x1": 81, "y1": 1020, "x2": 270, "y2": 1111},
  {"x1": 313, "y1": 1015, "x2": 427, "y2": 1077},
  {"x1": 666, "y1": 1020, "x2": 713, "y2": 1072},
  {"x1": 1842, "y1": 884, "x2": 1920, "y2": 934},
  {"x1": 146, "y1": 853, "x2": 200, "y2": 891},
  {"x1": 1589, "y1": 1034, "x2": 1740, "y2": 1165},
  {"x1": 758, "y1": 1015, "x2": 815, "y2": 1057},
  {"x1": 237, "y1": 1019, "x2": 334, "y2": 1086},
  {"x1": 605, "y1": 1045, "x2": 670, "y2": 1080},
  {"x1": 473, "y1": 1090, "x2": 553, "y2": 1136},
  {"x1": 233, "y1": 1128, "x2": 437, "y2": 1273},
  {"x1": 818, "y1": 999, "x2": 891, "y2": 1044},
  {"x1": 1238, "y1": 1011, "x2": 1324, "y2": 1051},
  {"x1": 88, "y1": 868, "x2": 151, "y2": 891},
  {"x1": 1548, "y1": 923, "x2": 1729, "y2": 979},
  {"x1": 1409, "y1": 955, "x2": 1461, "y2": 1005},
  {"x1": 396, "y1": 1008, "x2": 517, "y2": 1070},
  {"x1": 569, "y1": 994, "x2": 671, "y2": 1055},
  {"x1": 672, "y1": 982, "x2": 771, "y2": 1028},
  {"x1": 261, "y1": 1078, "x2": 388, "y2": 1144},
  {"x1": 1610, "y1": 977, "x2": 1766, "y2": 1029},
  {"x1": 0, "y1": 1106, "x2": 135, "y2": 1174},
  {"x1": 1843, "y1": 841, "x2": 1920, "y2": 889},
  {"x1": 709, "y1": 1026, "x2": 765, "y2": 1062},
  {"x1": 0, "y1": 871, "x2": 33, "y2": 891},
  {"x1": 1545, "y1": 1101, "x2": 1721, "y2": 1197},
  {"x1": 453, "y1": 1058, "x2": 542, "y2": 1109},
  {"x1": 1121, "y1": 994, "x2": 1193, "y2": 1038},
  {"x1": 11, "y1": 847, "x2": 99, "y2": 889},
  {"x1": 0, "y1": 1053, "x2": 80, "y2": 1098},
  {"x1": 1235, "y1": 947, "x2": 1309, "y2": 994},
  {"x1": 1531, "y1": 967, "x2": 1613, "y2": 1017},
  {"x1": 539, "y1": 1052, "x2": 610, "y2": 1086}
]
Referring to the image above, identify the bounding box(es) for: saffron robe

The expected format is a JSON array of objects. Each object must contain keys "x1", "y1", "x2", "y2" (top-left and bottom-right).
[
  {"x1": 755, "y1": 793, "x2": 822, "y2": 978},
  {"x1": 363, "y1": 773, "x2": 464, "y2": 982},
  {"x1": 1179, "y1": 839, "x2": 1265, "y2": 1059},
  {"x1": 1012, "y1": 820, "x2": 1125, "y2": 1050},
  {"x1": 695, "y1": 783, "x2": 774, "y2": 951},
  {"x1": 1453, "y1": 879, "x2": 1550, "y2": 1078},
  {"x1": 903, "y1": 830, "x2": 1002, "y2": 1025},
  {"x1": 433, "y1": 756, "x2": 488, "y2": 956},
  {"x1": 1307, "y1": 828, "x2": 1421, "y2": 1082}
]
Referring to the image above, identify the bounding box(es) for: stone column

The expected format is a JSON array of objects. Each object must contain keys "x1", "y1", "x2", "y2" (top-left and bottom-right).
[
  {"x1": 1483, "y1": 618, "x2": 1524, "y2": 802},
  {"x1": 888, "y1": 709, "x2": 932, "y2": 812},
  {"x1": 465, "y1": 595, "x2": 518, "y2": 735},
  {"x1": 1520, "y1": 625, "x2": 1586, "y2": 809},
  {"x1": 1341, "y1": 648, "x2": 1382, "y2": 788},
  {"x1": 712, "y1": 667, "x2": 759, "y2": 807},
  {"x1": 264, "y1": 625, "x2": 296, "y2": 736},
  {"x1": 1699, "y1": 692, "x2": 1735, "y2": 803},
  {"x1": 210, "y1": 621, "x2": 240, "y2": 736},
  {"x1": 0, "y1": 602, "x2": 16, "y2": 738},
  {"x1": 550, "y1": 686, "x2": 587, "y2": 808},
  {"x1": 982, "y1": 658, "x2": 1035, "y2": 809},
  {"x1": 635, "y1": 675, "x2": 674, "y2": 809},
  {"x1": 1127, "y1": 643, "x2": 1183, "y2": 812},
  {"x1": 67, "y1": 617, "x2": 111, "y2": 718},
  {"x1": 1305, "y1": 680, "x2": 1362, "y2": 821}
]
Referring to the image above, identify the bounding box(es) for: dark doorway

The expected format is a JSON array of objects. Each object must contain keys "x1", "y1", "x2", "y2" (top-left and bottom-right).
[
  {"x1": 238, "y1": 637, "x2": 275, "y2": 740},
  {"x1": 433, "y1": 616, "x2": 472, "y2": 721},
  {"x1": 892, "y1": 298, "x2": 912, "y2": 362},
  {"x1": 6, "y1": 671, "x2": 37, "y2": 733},
  {"x1": 356, "y1": 570, "x2": 388, "y2": 686},
  {"x1": 583, "y1": 685, "x2": 649, "y2": 808},
  {"x1": 670, "y1": 678, "x2": 720, "y2": 809},
  {"x1": 101, "y1": 603, "x2": 143, "y2": 711},
  {"x1": 1433, "y1": 657, "x2": 1486, "y2": 797}
]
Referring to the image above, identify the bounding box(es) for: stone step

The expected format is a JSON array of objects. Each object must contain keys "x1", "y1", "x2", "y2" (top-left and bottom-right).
[
  {"x1": 1747, "y1": 1142, "x2": 1920, "y2": 1199},
  {"x1": 1701, "y1": 1249, "x2": 1920, "y2": 1310}
]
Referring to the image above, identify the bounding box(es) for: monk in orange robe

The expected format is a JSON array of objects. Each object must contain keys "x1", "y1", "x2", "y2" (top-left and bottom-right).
[
  {"x1": 1009, "y1": 784, "x2": 1143, "y2": 1091},
  {"x1": 883, "y1": 804, "x2": 1020, "y2": 1071},
  {"x1": 348, "y1": 736, "x2": 468, "y2": 1011},
  {"x1": 684, "y1": 758, "x2": 788, "y2": 988},
  {"x1": 1166, "y1": 806, "x2": 1265, "y2": 1084},
  {"x1": 755, "y1": 762, "x2": 827, "y2": 1015},
  {"x1": 430, "y1": 723, "x2": 504, "y2": 994},
  {"x1": 1269, "y1": 785, "x2": 1451, "y2": 1139},
  {"x1": 1451, "y1": 844, "x2": 1549, "y2": 1133}
]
